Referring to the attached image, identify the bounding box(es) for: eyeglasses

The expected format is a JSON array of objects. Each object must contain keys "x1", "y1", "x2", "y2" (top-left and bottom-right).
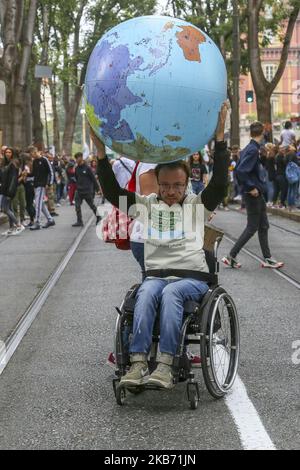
[{"x1": 158, "y1": 183, "x2": 186, "y2": 192}]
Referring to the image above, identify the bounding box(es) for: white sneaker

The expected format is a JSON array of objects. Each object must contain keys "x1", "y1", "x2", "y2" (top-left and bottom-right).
[
  {"x1": 17, "y1": 225, "x2": 25, "y2": 233},
  {"x1": 261, "y1": 258, "x2": 284, "y2": 269},
  {"x1": 11, "y1": 226, "x2": 24, "y2": 236},
  {"x1": 2, "y1": 228, "x2": 13, "y2": 236}
]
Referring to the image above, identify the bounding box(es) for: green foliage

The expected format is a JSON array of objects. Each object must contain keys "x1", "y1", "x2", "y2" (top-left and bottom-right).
[{"x1": 85, "y1": 103, "x2": 101, "y2": 130}]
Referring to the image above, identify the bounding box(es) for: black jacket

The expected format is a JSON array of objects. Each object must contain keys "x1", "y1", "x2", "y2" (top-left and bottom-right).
[
  {"x1": 33, "y1": 156, "x2": 54, "y2": 188},
  {"x1": 75, "y1": 164, "x2": 99, "y2": 194},
  {"x1": 0, "y1": 162, "x2": 18, "y2": 198}
]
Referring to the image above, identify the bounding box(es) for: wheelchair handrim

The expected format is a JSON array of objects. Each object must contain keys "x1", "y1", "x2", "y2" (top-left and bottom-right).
[{"x1": 208, "y1": 292, "x2": 240, "y2": 393}]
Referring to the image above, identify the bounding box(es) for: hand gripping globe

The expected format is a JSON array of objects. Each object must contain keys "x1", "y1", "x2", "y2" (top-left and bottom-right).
[{"x1": 84, "y1": 16, "x2": 227, "y2": 163}]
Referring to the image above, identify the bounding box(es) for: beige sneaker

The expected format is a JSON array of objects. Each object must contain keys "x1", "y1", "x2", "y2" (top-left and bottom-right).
[
  {"x1": 148, "y1": 353, "x2": 174, "y2": 389},
  {"x1": 120, "y1": 354, "x2": 149, "y2": 387}
]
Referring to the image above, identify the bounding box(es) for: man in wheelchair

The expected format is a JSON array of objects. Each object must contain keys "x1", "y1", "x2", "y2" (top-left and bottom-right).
[{"x1": 93, "y1": 102, "x2": 230, "y2": 390}]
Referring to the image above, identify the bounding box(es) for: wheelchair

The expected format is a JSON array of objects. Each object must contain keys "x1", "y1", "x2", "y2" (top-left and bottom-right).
[{"x1": 112, "y1": 230, "x2": 240, "y2": 410}]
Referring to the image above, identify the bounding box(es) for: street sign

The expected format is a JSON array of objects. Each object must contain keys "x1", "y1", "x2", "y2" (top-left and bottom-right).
[
  {"x1": 34, "y1": 65, "x2": 52, "y2": 79},
  {"x1": 0, "y1": 80, "x2": 6, "y2": 104}
]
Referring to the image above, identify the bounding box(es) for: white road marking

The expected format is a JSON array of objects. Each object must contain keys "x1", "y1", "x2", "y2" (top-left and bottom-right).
[{"x1": 225, "y1": 375, "x2": 276, "y2": 450}]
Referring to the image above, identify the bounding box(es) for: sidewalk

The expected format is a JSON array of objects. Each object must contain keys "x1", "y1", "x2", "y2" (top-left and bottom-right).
[
  {"x1": 229, "y1": 202, "x2": 300, "y2": 223},
  {"x1": 0, "y1": 200, "x2": 102, "y2": 343},
  {"x1": 266, "y1": 206, "x2": 300, "y2": 223}
]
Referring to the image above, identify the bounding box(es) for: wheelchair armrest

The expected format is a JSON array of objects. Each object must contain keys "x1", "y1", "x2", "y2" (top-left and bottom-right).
[{"x1": 183, "y1": 300, "x2": 201, "y2": 315}]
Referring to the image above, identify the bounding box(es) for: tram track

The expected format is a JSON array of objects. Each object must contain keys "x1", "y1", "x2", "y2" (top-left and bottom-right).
[
  {"x1": 0, "y1": 215, "x2": 94, "y2": 376},
  {"x1": 224, "y1": 232, "x2": 300, "y2": 290}
]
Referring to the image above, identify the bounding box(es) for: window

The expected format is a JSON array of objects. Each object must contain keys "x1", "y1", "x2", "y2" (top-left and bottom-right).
[{"x1": 264, "y1": 64, "x2": 277, "y2": 82}]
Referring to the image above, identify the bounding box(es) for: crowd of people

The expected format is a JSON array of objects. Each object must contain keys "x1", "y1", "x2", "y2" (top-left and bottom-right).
[
  {"x1": 0, "y1": 145, "x2": 103, "y2": 236},
  {"x1": 0, "y1": 120, "x2": 299, "y2": 238},
  {"x1": 216, "y1": 121, "x2": 300, "y2": 212}
]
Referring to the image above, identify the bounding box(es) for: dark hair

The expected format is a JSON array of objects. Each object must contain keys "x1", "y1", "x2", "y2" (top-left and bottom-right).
[
  {"x1": 284, "y1": 121, "x2": 292, "y2": 130},
  {"x1": 250, "y1": 121, "x2": 264, "y2": 137},
  {"x1": 155, "y1": 160, "x2": 190, "y2": 182},
  {"x1": 188, "y1": 151, "x2": 203, "y2": 168},
  {"x1": 74, "y1": 152, "x2": 83, "y2": 159},
  {"x1": 3, "y1": 147, "x2": 15, "y2": 166},
  {"x1": 27, "y1": 145, "x2": 38, "y2": 154}
]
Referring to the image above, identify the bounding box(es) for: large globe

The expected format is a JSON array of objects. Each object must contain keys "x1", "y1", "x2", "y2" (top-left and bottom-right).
[{"x1": 84, "y1": 15, "x2": 227, "y2": 163}]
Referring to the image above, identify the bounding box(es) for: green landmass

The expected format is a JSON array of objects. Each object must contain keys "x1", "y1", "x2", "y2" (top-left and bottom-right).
[
  {"x1": 85, "y1": 103, "x2": 102, "y2": 129},
  {"x1": 165, "y1": 135, "x2": 182, "y2": 142},
  {"x1": 111, "y1": 132, "x2": 190, "y2": 163}
]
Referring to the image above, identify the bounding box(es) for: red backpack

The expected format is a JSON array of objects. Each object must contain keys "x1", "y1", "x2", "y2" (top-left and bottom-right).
[{"x1": 102, "y1": 161, "x2": 139, "y2": 250}]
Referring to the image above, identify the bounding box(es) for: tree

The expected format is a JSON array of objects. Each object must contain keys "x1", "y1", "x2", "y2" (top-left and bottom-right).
[
  {"x1": 0, "y1": 0, "x2": 38, "y2": 147},
  {"x1": 247, "y1": 0, "x2": 300, "y2": 131}
]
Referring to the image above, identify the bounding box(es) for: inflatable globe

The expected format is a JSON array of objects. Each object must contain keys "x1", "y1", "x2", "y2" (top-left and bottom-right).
[{"x1": 84, "y1": 15, "x2": 227, "y2": 163}]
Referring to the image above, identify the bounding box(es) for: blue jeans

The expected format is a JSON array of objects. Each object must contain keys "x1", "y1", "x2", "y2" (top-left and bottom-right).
[
  {"x1": 287, "y1": 182, "x2": 298, "y2": 207},
  {"x1": 191, "y1": 180, "x2": 205, "y2": 195},
  {"x1": 129, "y1": 277, "x2": 209, "y2": 356},
  {"x1": 266, "y1": 175, "x2": 274, "y2": 203}
]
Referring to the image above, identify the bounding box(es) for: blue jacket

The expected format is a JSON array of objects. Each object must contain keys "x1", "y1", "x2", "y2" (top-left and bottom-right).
[{"x1": 235, "y1": 139, "x2": 267, "y2": 195}]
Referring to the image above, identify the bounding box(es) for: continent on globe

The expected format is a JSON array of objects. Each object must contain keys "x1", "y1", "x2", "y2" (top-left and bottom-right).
[
  {"x1": 165, "y1": 135, "x2": 182, "y2": 142},
  {"x1": 87, "y1": 40, "x2": 144, "y2": 142},
  {"x1": 111, "y1": 133, "x2": 191, "y2": 164},
  {"x1": 176, "y1": 26, "x2": 206, "y2": 62}
]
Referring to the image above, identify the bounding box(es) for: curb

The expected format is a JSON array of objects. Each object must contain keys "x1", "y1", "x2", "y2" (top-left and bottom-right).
[
  {"x1": 266, "y1": 207, "x2": 300, "y2": 223},
  {"x1": 0, "y1": 214, "x2": 8, "y2": 226}
]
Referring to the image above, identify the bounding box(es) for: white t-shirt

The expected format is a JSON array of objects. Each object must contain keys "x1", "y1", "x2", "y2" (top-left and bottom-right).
[
  {"x1": 280, "y1": 129, "x2": 296, "y2": 147},
  {"x1": 112, "y1": 157, "x2": 135, "y2": 188},
  {"x1": 130, "y1": 162, "x2": 156, "y2": 243}
]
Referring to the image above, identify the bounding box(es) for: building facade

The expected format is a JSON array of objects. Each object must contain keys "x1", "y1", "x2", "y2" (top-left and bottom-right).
[{"x1": 240, "y1": 14, "x2": 300, "y2": 122}]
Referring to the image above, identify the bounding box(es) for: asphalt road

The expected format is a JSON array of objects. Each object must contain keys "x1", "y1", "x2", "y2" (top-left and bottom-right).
[{"x1": 0, "y1": 203, "x2": 299, "y2": 450}]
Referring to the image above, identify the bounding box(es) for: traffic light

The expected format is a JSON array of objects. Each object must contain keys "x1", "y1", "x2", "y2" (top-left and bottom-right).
[{"x1": 246, "y1": 90, "x2": 254, "y2": 103}]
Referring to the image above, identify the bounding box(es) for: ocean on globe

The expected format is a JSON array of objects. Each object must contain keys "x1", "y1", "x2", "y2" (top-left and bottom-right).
[{"x1": 84, "y1": 15, "x2": 227, "y2": 163}]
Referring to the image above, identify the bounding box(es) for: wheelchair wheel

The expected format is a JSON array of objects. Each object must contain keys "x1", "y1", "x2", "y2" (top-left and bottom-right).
[
  {"x1": 201, "y1": 287, "x2": 240, "y2": 399},
  {"x1": 115, "y1": 384, "x2": 126, "y2": 406},
  {"x1": 187, "y1": 382, "x2": 200, "y2": 410}
]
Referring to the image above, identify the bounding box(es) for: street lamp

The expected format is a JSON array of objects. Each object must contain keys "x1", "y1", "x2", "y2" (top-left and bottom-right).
[{"x1": 80, "y1": 108, "x2": 86, "y2": 149}]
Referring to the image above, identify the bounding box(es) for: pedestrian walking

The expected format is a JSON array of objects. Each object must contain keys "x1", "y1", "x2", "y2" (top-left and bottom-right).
[
  {"x1": 72, "y1": 152, "x2": 101, "y2": 227},
  {"x1": 222, "y1": 121, "x2": 283, "y2": 269},
  {"x1": 29, "y1": 146, "x2": 55, "y2": 231},
  {"x1": 1, "y1": 158, "x2": 25, "y2": 236},
  {"x1": 66, "y1": 158, "x2": 77, "y2": 205},
  {"x1": 23, "y1": 154, "x2": 35, "y2": 227},
  {"x1": 188, "y1": 152, "x2": 208, "y2": 195}
]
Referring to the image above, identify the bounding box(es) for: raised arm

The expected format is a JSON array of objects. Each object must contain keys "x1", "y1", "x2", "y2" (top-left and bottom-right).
[
  {"x1": 201, "y1": 101, "x2": 230, "y2": 211},
  {"x1": 90, "y1": 128, "x2": 136, "y2": 210}
]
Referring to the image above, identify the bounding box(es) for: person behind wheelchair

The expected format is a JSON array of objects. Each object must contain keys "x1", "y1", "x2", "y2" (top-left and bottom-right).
[{"x1": 92, "y1": 102, "x2": 230, "y2": 390}]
